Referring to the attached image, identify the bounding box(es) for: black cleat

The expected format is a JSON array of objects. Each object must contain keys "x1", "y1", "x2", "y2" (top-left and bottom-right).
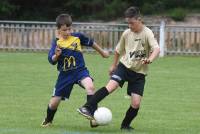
[
  {"x1": 90, "y1": 119, "x2": 99, "y2": 128},
  {"x1": 120, "y1": 126, "x2": 134, "y2": 131},
  {"x1": 77, "y1": 107, "x2": 94, "y2": 120},
  {"x1": 41, "y1": 118, "x2": 52, "y2": 127}
]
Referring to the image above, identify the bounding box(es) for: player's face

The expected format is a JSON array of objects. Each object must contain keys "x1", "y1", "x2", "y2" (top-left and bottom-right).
[
  {"x1": 125, "y1": 17, "x2": 142, "y2": 33},
  {"x1": 58, "y1": 25, "x2": 72, "y2": 39}
]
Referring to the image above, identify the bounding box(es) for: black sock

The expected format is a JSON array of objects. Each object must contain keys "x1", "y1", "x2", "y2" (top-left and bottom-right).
[
  {"x1": 121, "y1": 106, "x2": 139, "y2": 127},
  {"x1": 46, "y1": 105, "x2": 57, "y2": 122},
  {"x1": 87, "y1": 95, "x2": 93, "y2": 102},
  {"x1": 87, "y1": 95, "x2": 97, "y2": 115},
  {"x1": 84, "y1": 87, "x2": 109, "y2": 111}
]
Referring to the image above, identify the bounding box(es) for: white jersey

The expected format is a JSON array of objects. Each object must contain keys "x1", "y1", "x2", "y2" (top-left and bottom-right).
[{"x1": 116, "y1": 26, "x2": 159, "y2": 75}]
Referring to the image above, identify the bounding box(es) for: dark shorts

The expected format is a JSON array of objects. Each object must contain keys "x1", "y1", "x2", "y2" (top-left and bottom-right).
[
  {"x1": 111, "y1": 62, "x2": 145, "y2": 96},
  {"x1": 52, "y1": 67, "x2": 92, "y2": 100}
]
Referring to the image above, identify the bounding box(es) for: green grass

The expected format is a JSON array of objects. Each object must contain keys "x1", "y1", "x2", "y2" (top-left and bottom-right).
[{"x1": 0, "y1": 52, "x2": 200, "y2": 134}]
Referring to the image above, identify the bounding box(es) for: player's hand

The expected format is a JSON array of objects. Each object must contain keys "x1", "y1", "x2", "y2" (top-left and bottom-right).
[
  {"x1": 102, "y1": 50, "x2": 109, "y2": 58},
  {"x1": 109, "y1": 64, "x2": 117, "y2": 76},
  {"x1": 55, "y1": 46, "x2": 62, "y2": 57},
  {"x1": 141, "y1": 58, "x2": 152, "y2": 64}
]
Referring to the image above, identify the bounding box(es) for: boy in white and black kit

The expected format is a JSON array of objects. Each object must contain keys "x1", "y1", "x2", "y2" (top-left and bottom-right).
[{"x1": 78, "y1": 6, "x2": 160, "y2": 131}]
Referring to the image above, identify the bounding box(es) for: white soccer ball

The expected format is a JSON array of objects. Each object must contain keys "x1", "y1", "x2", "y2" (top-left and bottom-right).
[{"x1": 94, "y1": 107, "x2": 112, "y2": 125}]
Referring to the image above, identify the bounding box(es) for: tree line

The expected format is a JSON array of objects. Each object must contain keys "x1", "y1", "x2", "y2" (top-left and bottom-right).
[{"x1": 0, "y1": 0, "x2": 199, "y2": 21}]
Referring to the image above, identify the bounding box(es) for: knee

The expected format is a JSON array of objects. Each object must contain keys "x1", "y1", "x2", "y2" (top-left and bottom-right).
[
  {"x1": 105, "y1": 80, "x2": 119, "y2": 93},
  {"x1": 85, "y1": 85, "x2": 95, "y2": 94},
  {"x1": 131, "y1": 101, "x2": 140, "y2": 109},
  {"x1": 49, "y1": 98, "x2": 60, "y2": 109},
  {"x1": 49, "y1": 103, "x2": 58, "y2": 110}
]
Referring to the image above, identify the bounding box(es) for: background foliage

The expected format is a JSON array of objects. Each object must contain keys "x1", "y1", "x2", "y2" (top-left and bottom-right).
[{"x1": 0, "y1": 0, "x2": 200, "y2": 21}]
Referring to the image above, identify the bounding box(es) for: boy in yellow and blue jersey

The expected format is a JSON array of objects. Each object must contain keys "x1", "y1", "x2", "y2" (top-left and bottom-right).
[{"x1": 41, "y1": 14, "x2": 109, "y2": 127}]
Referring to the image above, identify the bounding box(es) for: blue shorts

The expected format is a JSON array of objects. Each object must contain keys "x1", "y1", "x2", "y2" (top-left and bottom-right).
[
  {"x1": 111, "y1": 62, "x2": 145, "y2": 96},
  {"x1": 52, "y1": 67, "x2": 92, "y2": 100}
]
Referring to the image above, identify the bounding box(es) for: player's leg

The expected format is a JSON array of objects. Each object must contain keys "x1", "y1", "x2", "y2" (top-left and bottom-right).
[
  {"x1": 80, "y1": 77, "x2": 95, "y2": 97},
  {"x1": 80, "y1": 77, "x2": 98, "y2": 114},
  {"x1": 76, "y1": 70, "x2": 99, "y2": 127},
  {"x1": 81, "y1": 62, "x2": 126, "y2": 109},
  {"x1": 80, "y1": 77, "x2": 101, "y2": 128},
  {"x1": 77, "y1": 79, "x2": 119, "y2": 119},
  {"x1": 77, "y1": 63, "x2": 125, "y2": 119},
  {"x1": 121, "y1": 93, "x2": 142, "y2": 131},
  {"x1": 121, "y1": 72, "x2": 145, "y2": 131},
  {"x1": 41, "y1": 96, "x2": 61, "y2": 127},
  {"x1": 42, "y1": 72, "x2": 74, "y2": 127}
]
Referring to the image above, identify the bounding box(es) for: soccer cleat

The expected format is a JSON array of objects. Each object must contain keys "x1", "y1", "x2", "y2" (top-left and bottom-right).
[
  {"x1": 77, "y1": 107, "x2": 94, "y2": 120},
  {"x1": 41, "y1": 118, "x2": 52, "y2": 127},
  {"x1": 90, "y1": 119, "x2": 99, "y2": 128},
  {"x1": 120, "y1": 126, "x2": 134, "y2": 131}
]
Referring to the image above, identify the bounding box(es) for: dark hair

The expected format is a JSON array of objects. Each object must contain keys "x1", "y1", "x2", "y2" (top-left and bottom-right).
[
  {"x1": 56, "y1": 14, "x2": 72, "y2": 29},
  {"x1": 124, "y1": 6, "x2": 141, "y2": 18}
]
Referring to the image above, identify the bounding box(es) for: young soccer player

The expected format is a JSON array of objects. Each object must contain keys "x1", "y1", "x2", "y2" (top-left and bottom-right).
[
  {"x1": 41, "y1": 13, "x2": 109, "y2": 127},
  {"x1": 77, "y1": 6, "x2": 160, "y2": 131}
]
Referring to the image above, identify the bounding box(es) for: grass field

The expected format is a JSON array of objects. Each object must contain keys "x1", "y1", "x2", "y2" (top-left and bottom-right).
[{"x1": 0, "y1": 52, "x2": 200, "y2": 134}]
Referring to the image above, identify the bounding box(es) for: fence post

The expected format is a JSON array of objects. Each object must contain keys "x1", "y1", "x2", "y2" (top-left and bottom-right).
[{"x1": 159, "y1": 20, "x2": 165, "y2": 57}]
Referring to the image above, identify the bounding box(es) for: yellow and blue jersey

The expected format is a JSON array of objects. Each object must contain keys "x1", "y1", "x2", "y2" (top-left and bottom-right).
[
  {"x1": 48, "y1": 32, "x2": 94, "y2": 72},
  {"x1": 48, "y1": 32, "x2": 94, "y2": 99}
]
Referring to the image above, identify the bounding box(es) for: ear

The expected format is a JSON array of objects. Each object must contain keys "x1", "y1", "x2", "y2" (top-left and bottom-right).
[
  {"x1": 137, "y1": 17, "x2": 142, "y2": 21},
  {"x1": 55, "y1": 30, "x2": 60, "y2": 38}
]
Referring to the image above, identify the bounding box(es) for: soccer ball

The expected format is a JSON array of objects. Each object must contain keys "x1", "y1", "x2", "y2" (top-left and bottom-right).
[{"x1": 94, "y1": 107, "x2": 112, "y2": 125}]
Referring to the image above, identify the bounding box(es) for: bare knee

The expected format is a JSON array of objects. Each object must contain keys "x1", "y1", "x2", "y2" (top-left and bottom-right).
[
  {"x1": 131, "y1": 93, "x2": 142, "y2": 108},
  {"x1": 131, "y1": 100, "x2": 140, "y2": 108},
  {"x1": 49, "y1": 97, "x2": 61, "y2": 109},
  {"x1": 80, "y1": 77, "x2": 95, "y2": 95},
  {"x1": 49, "y1": 102, "x2": 58, "y2": 110},
  {"x1": 105, "y1": 80, "x2": 119, "y2": 93},
  {"x1": 85, "y1": 85, "x2": 95, "y2": 95}
]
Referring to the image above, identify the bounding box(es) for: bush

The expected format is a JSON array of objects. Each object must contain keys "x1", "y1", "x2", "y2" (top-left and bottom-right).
[
  {"x1": 141, "y1": 1, "x2": 165, "y2": 15},
  {"x1": 168, "y1": 8, "x2": 187, "y2": 21},
  {"x1": 142, "y1": 3, "x2": 154, "y2": 15}
]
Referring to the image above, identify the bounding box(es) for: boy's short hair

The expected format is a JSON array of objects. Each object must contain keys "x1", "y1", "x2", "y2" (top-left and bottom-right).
[
  {"x1": 124, "y1": 6, "x2": 141, "y2": 19},
  {"x1": 56, "y1": 14, "x2": 72, "y2": 29}
]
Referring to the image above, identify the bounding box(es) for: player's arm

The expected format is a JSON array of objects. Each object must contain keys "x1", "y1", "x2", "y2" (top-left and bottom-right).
[
  {"x1": 109, "y1": 51, "x2": 120, "y2": 76},
  {"x1": 148, "y1": 47, "x2": 160, "y2": 62},
  {"x1": 52, "y1": 46, "x2": 62, "y2": 62},
  {"x1": 92, "y1": 42, "x2": 109, "y2": 58},
  {"x1": 48, "y1": 39, "x2": 61, "y2": 65},
  {"x1": 76, "y1": 32, "x2": 109, "y2": 58},
  {"x1": 142, "y1": 31, "x2": 160, "y2": 64},
  {"x1": 108, "y1": 32, "x2": 125, "y2": 75},
  {"x1": 142, "y1": 47, "x2": 160, "y2": 64}
]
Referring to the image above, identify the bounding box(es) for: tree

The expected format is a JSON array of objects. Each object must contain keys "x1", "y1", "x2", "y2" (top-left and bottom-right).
[{"x1": 0, "y1": 0, "x2": 18, "y2": 20}]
